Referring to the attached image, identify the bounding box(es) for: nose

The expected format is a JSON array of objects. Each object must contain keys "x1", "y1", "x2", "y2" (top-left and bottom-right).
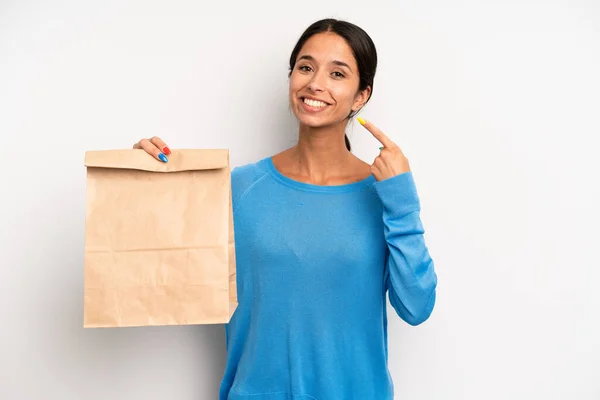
[{"x1": 307, "y1": 70, "x2": 326, "y2": 92}]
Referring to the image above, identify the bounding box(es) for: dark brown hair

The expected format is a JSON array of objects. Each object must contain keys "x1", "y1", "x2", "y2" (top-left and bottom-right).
[{"x1": 288, "y1": 18, "x2": 378, "y2": 151}]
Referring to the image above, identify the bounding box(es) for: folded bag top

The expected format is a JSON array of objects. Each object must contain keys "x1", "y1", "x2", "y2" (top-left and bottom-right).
[{"x1": 84, "y1": 148, "x2": 229, "y2": 172}]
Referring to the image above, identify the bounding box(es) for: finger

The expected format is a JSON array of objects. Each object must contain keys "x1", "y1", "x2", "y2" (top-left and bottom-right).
[
  {"x1": 149, "y1": 136, "x2": 171, "y2": 155},
  {"x1": 358, "y1": 117, "x2": 396, "y2": 149},
  {"x1": 138, "y1": 138, "x2": 168, "y2": 163}
]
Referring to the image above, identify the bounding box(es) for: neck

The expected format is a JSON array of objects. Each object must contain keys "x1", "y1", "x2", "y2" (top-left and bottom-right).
[{"x1": 291, "y1": 121, "x2": 352, "y2": 179}]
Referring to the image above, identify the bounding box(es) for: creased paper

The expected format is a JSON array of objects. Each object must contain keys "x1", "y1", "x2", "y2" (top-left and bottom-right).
[{"x1": 83, "y1": 149, "x2": 237, "y2": 328}]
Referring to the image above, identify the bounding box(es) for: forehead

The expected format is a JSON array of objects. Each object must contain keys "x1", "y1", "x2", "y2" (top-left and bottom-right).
[{"x1": 297, "y1": 32, "x2": 357, "y2": 67}]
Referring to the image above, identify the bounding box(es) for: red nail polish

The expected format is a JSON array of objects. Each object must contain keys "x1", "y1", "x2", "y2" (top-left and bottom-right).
[{"x1": 163, "y1": 146, "x2": 171, "y2": 155}]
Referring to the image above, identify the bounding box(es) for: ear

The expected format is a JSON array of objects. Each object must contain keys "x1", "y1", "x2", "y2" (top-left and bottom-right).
[{"x1": 352, "y1": 86, "x2": 372, "y2": 112}]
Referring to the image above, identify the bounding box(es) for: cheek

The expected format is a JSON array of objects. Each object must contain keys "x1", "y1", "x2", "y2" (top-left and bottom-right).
[
  {"x1": 330, "y1": 85, "x2": 358, "y2": 107},
  {"x1": 289, "y1": 72, "x2": 306, "y2": 92},
  {"x1": 288, "y1": 81, "x2": 298, "y2": 103}
]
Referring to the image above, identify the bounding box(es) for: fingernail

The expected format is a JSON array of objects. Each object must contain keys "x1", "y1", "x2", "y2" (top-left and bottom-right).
[
  {"x1": 162, "y1": 146, "x2": 171, "y2": 155},
  {"x1": 158, "y1": 153, "x2": 168, "y2": 163},
  {"x1": 357, "y1": 117, "x2": 366, "y2": 125}
]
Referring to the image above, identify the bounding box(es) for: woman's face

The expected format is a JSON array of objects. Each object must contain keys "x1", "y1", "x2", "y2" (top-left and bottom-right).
[{"x1": 289, "y1": 32, "x2": 370, "y2": 128}]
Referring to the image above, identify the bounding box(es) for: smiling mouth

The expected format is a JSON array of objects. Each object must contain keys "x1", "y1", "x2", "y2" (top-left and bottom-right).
[{"x1": 302, "y1": 97, "x2": 329, "y2": 108}]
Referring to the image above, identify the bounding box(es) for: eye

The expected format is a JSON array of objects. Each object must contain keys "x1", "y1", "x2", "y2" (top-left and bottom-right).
[
  {"x1": 332, "y1": 71, "x2": 345, "y2": 78},
  {"x1": 298, "y1": 65, "x2": 312, "y2": 72}
]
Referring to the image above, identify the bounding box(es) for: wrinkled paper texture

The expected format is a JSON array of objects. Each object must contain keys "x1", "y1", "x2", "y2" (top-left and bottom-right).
[{"x1": 83, "y1": 149, "x2": 237, "y2": 328}]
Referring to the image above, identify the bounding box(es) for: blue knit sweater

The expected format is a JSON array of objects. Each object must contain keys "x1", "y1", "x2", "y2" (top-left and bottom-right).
[{"x1": 219, "y1": 157, "x2": 437, "y2": 400}]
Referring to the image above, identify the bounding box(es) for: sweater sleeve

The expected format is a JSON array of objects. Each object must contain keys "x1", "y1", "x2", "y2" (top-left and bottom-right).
[{"x1": 373, "y1": 172, "x2": 438, "y2": 326}]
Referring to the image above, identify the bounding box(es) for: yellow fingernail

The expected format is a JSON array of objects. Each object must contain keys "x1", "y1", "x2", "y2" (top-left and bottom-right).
[{"x1": 357, "y1": 117, "x2": 366, "y2": 125}]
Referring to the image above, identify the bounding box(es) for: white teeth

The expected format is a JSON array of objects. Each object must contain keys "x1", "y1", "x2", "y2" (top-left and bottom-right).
[{"x1": 303, "y1": 98, "x2": 327, "y2": 108}]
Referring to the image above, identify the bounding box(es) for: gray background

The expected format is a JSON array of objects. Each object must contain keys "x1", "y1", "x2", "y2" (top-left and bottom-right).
[{"x1": 1, "y1": 0, "x2": 599, "y2": 399}]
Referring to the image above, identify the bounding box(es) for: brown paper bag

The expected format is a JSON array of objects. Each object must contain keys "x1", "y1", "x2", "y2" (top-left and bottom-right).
[{"x1": 83, "y1": 149, "x2": 237, "y2": 328}]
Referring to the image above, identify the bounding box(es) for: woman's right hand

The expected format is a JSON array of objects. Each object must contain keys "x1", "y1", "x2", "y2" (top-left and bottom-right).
[{"x1": 133, "y1": 136, "x2": 171, "y2": 163}]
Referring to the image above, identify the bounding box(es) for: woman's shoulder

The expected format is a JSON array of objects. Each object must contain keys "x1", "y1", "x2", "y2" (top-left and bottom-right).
[
  {"x1": 231, "y1": 157, "x2": 269, "y2": 182},
  {"x1": 231, "y1": 157, "x2": 271, "y2": 206}
]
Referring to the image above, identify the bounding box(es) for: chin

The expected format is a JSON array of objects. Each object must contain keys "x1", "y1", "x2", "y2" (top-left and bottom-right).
[
  {"x1": 293, "y1": 107, "x2": 341, "y2": 129},
  {"x1": 296, "y1": 116, "x2": 332, "y2": 129},
  {"x1": 299, "y1": 114, "x2": 348, "y2": 129}
]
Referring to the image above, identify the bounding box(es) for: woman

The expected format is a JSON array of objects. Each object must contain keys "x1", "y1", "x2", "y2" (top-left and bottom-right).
[{"x1": 135, "y1": 18, "x2": 437, "y2": 400}]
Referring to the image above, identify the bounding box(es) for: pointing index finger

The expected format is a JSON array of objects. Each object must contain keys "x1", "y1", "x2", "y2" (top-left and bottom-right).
[{"x1": 357, "y1": 117, "x2": 396, "y2": 148}]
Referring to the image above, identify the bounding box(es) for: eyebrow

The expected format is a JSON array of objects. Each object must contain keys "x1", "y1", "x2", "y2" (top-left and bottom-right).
[{"x1": 297, "y1": 55, "x2": 353, "y2": 72}]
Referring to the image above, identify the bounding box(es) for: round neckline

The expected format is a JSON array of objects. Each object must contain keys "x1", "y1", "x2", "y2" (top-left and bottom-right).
[{"x1": 263, "y1": 156, "x2": 375, "y2": 193}]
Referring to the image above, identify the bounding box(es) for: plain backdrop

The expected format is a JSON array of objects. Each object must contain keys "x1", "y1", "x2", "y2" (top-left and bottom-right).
[{"x1": 1, "y1": 0, "x2": 599, "y2": 399}]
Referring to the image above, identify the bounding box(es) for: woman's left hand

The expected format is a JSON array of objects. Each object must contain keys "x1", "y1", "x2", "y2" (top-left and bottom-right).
[{"x1": 358, "y1": 118, "x2": 411, "y2": 181}]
